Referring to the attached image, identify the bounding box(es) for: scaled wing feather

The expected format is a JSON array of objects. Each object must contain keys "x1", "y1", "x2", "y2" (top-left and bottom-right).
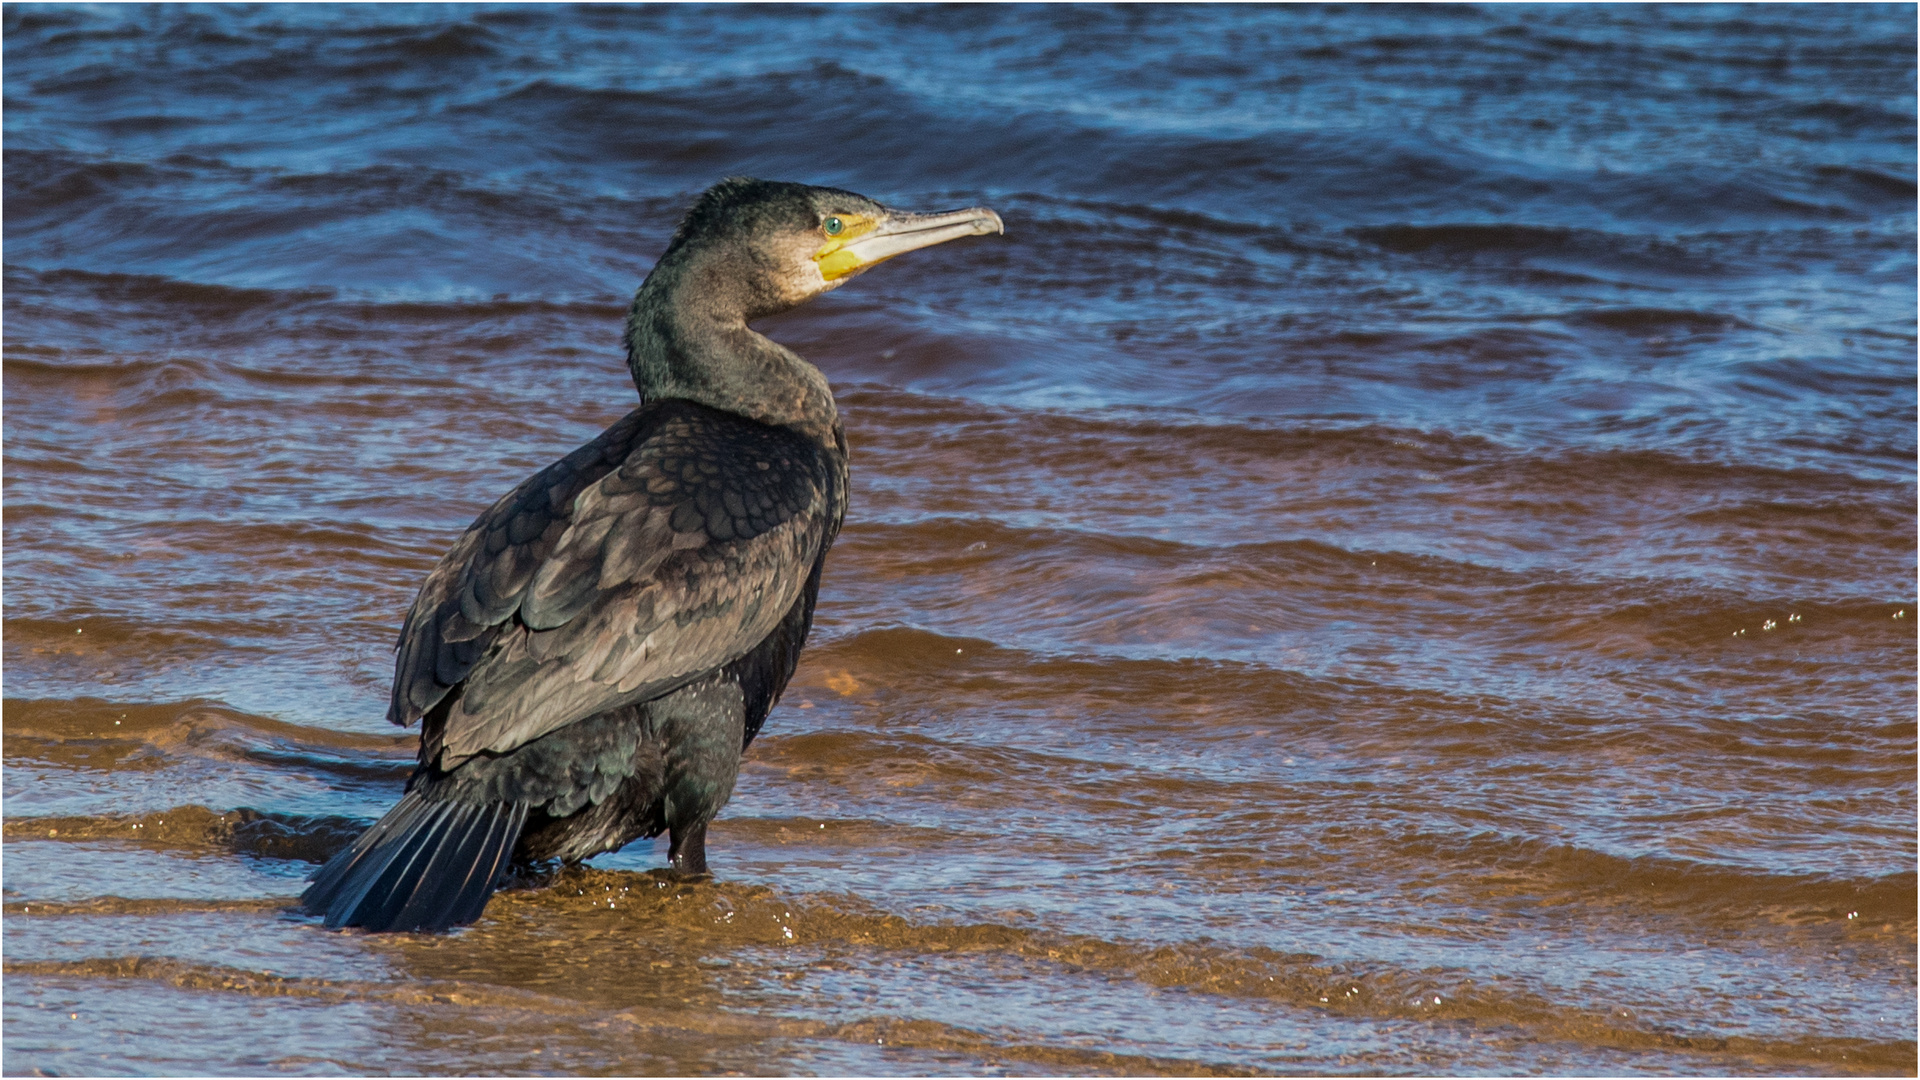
[{"x1": 385, "y1": 401, "x2": 834, "y2": 766}]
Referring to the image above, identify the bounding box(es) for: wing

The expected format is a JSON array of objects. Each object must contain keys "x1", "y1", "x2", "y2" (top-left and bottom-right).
[{"x1": 388, "y1": 399, "x2": 842, "y2": 767}]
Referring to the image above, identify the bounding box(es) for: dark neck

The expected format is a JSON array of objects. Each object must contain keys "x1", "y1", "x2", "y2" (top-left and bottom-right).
[{"x1": 623, "y1": 251, "x2": 838, "y2": 443}]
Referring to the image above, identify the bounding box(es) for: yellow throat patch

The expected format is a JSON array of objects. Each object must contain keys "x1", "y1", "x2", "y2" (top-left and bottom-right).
[{"x1": 813, "y1": 214, "x2": 879, "y2": 280}]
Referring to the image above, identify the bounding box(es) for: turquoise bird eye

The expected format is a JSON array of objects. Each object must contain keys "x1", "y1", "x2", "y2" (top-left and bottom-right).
[{"x1": 824, "y1": 216, "x2": 844, "y2": 236}]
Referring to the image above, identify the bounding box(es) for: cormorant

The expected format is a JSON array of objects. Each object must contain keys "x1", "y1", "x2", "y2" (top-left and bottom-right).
[{"x1": 301, "y1": 178, "x2": 1002, "y2": 932}]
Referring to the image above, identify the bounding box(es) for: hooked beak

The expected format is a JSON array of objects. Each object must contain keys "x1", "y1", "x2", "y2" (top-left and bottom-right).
[{"x1": 816, "y1": 206, "x2": 1004, "y2": 281}]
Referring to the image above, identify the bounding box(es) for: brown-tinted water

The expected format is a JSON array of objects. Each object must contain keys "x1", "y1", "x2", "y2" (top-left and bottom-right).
[{"x1": 4, "y1": 5, "x2": 1915, "y2": 1075}]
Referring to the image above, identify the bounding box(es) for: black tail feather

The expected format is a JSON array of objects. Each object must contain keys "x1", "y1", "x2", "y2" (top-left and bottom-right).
[{"x1": 300, "y1": 793, "x2": 526, "y2": 932}]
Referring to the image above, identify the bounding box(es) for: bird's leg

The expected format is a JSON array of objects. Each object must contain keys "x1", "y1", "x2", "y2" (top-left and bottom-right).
[
  {"x1": 667, "y1": 819, "x2": 709, "y2": 877},
  {"x1": 647, "y1": 676, "x2": 744, "y2": 880}
]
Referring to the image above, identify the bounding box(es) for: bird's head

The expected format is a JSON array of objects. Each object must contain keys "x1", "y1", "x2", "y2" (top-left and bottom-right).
[{"x1": 654, "y1": 177, "x2": 1004, "y2": 320}]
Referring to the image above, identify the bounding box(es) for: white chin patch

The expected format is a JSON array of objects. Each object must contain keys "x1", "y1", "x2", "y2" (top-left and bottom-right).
[
  {"x1": 803, "y1": 260, "x2": 845, "y2": 294},
  {"x1": 775, "y1": 260, "x2": 833, "y2": 305}
]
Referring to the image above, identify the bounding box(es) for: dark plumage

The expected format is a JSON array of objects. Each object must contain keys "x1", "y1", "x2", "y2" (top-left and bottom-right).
[{"x1": 302, "y1": 178, "x2": 1002, "y2": 932}]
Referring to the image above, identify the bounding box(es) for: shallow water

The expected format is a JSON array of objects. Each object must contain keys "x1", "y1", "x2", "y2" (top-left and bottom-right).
[{"x1": 4, "y1": 4, "x2": 1915, "y2": 1075}]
